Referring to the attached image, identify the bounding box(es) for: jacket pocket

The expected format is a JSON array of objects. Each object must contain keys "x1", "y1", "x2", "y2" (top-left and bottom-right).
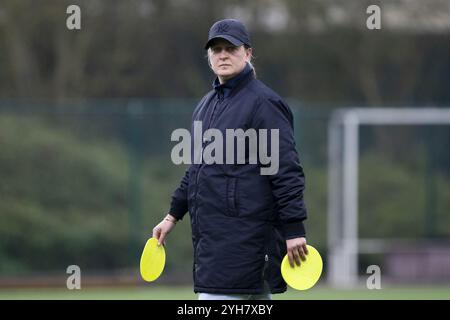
[{"x1": 226, "y1": 176, "x2": 238, "y2": 217}]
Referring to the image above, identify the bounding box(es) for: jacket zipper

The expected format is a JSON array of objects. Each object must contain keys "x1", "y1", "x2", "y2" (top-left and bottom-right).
[
  {"x1": 192, "y1": 97, "x2": 220, "y2": 257},
  {"x1": 261, "y1": 224, "x2": 271, "y2": 286},
  {"x1": 261, "y1": 254, "x2": 269, "y2": 286},
  {"x1": 193, "y1": 98, "x2": 220, "y2": 199}
]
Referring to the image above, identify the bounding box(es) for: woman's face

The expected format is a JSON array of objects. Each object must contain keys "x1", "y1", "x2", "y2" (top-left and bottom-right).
[{"x1": 208, "y1": 38, "x2": 252, "y2": 83}]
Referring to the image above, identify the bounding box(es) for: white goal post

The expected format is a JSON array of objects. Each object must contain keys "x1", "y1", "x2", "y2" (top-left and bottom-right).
[{"x1": 327, "y1": 108, "x2": 450, "y2": 288}]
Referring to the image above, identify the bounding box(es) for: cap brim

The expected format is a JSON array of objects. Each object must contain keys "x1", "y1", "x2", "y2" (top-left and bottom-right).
[{"x1": 204, "y1": 35, "x2": 244, "y2": 50}]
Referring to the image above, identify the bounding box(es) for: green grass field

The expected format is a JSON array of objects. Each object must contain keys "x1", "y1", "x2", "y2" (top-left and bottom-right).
[{"x1": 1, "y1": 285, "x2": 449, "y2": 300}]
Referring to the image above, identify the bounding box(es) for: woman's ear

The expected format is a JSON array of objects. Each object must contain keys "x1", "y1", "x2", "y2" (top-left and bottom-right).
[{"x1": 246, "y1": 47, "x2": 253, "y2": 62}]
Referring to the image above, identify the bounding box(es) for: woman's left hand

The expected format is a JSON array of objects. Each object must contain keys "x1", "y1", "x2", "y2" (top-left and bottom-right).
[{"x1": 286, "y1": 237, "x2": 308, "y2": 268}]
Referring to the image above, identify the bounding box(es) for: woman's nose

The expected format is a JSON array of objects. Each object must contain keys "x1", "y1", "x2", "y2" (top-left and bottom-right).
[{"x1": 218, "y1": 49, "x2": 229, "y2": 58}]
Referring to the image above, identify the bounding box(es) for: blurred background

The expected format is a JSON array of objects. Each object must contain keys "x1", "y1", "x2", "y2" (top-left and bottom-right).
[{"x1": 0, "y1": 0, "x2": 449, "y2": 299}]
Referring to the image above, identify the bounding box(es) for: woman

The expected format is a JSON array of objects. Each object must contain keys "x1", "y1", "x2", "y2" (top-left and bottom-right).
[{"x1": 153, "y1": 19, "x2": 308, "y2": 300}]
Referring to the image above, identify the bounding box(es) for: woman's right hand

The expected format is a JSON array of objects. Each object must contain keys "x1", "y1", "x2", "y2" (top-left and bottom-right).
[{"x1": 152, "y1": 214, "x2": 178, "y2": 246}]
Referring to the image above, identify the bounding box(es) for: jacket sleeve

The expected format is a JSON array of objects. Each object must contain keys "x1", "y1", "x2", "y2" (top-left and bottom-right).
[
  {"x1": 252, "y1": 97, "x2": 308, "y2": 239},
  {"x1": 168, "y1": 93, "x2": 212, "y2": 221},
  {"x1": 168, "y1": 167, "x2": 190, "y2": 221}
]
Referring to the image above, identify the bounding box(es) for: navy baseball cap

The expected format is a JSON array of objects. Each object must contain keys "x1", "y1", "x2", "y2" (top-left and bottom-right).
[{"x1": 205, "y1": 19, "x2": 252, "y2": 50}]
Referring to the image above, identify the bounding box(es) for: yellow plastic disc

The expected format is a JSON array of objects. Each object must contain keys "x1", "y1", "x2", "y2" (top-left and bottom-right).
[
  {"x1": 281, "y1": 245, "x2": 323, "y2": 290},
  {"x1": 140, "y1": 238, "x2": 166, "y2": 282}
]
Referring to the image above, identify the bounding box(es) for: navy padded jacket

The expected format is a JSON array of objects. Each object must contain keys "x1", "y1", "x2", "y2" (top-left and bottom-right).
[{"x1": 169, "y1": 64, "x2": 307, "y2": 294}]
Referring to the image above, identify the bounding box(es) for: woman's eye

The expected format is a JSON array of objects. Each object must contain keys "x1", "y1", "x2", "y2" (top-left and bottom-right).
[{"x1": 211, "y1": 46, "x2": 237, "y2": 53}]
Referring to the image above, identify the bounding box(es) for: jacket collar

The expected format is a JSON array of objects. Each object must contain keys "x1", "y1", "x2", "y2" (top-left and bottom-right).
[{"x1": 212, "y1": 63, "x2": 254, "y2": 99}]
